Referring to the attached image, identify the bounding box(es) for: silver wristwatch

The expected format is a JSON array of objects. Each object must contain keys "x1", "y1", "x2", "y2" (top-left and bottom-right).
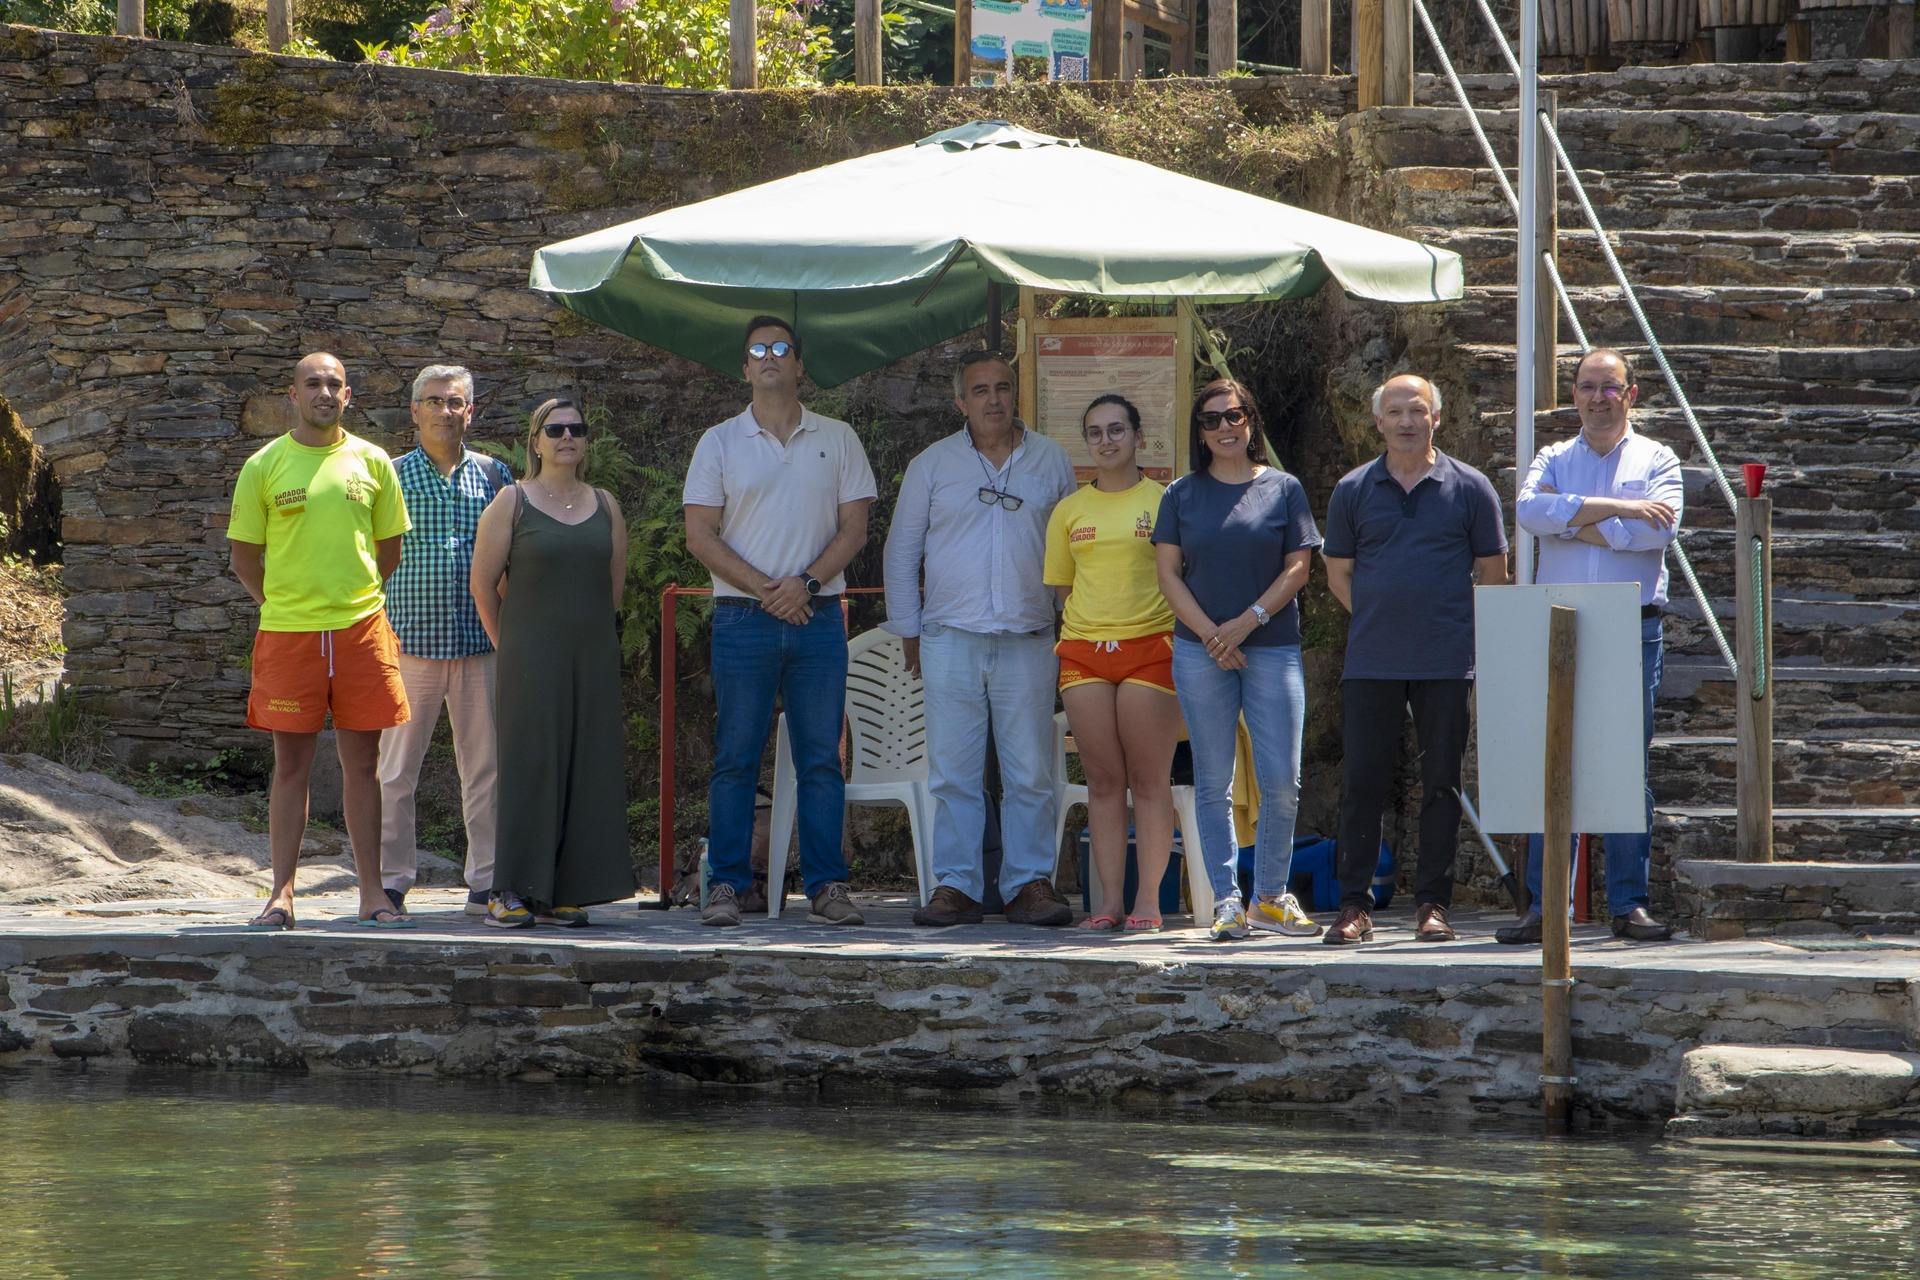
[{"x1": 1249, "y1": 603, "x2": 1270, "y2": 626}]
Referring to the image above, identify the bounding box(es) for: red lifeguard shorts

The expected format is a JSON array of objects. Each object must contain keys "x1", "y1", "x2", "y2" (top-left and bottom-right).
[
  {"x1": 1056, "y1": 633, "x2": 1176, "y2": 695},
  {"x1": 246, "y1": 612, "x2": 410, "y2": 734}
]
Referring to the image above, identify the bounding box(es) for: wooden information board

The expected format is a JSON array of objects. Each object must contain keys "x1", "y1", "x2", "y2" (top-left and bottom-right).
[{"x1": 1020, "y1": 301, "x2": 1193, "y2": 482}]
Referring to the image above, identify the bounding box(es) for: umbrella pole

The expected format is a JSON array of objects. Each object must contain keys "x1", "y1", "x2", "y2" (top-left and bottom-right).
[{"x1": 986, "y1": 281, "x2": 1004, "y2": 350}]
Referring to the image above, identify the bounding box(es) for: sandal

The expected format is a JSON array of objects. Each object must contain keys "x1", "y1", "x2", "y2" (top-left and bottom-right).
[
  {"x1": 246, "y1": 906, "x2": 294, "y2": 931},
  {"x1": 356, "y1": 907, "x2": 415, "y2": 930},
  {"x1": 1125, "y1": 915, "x2": 1164, "y2": 934},
  {"x1": 1076, "y1": 913, "x2": 1122, "y2": 932}
]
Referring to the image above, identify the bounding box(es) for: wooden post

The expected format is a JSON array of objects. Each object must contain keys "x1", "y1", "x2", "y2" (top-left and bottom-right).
[
  {"x1": 954, "y1": 0, "x2": 973, "y2": 85},
  {"x1": 1891, "y1": 4, "x2": 1916, "y2": 60},
  {"x1": 1534, "y1": 91, "x2": 1559, "y2": 412},
  {"x1": 1094, "y1": 0, "x2": 1126, "y2": 79},
  {"x1": 1382, "y1": 0, "x2": 1413, "y2": 106},
  {"x1": 1784, "y1": 19, "x2": 1812, "y2": 62},
  {"x1": 266, "y1": 0, "x2": 290, "y2": 51},
  {"x1": 1209, "y1": 0, "x2": 1238, "y2": 74},
  {"x1": 730, "y1": 0, "x2": 758, "y2": 89},
  {"x1": 985, "y1": 281, "x2": 1004, "y2": 352},
  {"x1": 855, "y1": 0, "x2": 883, "y2": 85},
  {"x1": 1356, "y1": 0, "x2": 1384, "y2": 108},
  {"x1": 1735, "y1": 495, "x2": 1774, "y2": 863},
  {"x1": 1541, "y1": 603, "x2": 1578, "y2": 1130},
  {"x1": 117, "y1": 0, "x2": 144, "y2": 37},
  {"x1": 1302, "y1": 0, "x2": 1331, "y2": 74}
]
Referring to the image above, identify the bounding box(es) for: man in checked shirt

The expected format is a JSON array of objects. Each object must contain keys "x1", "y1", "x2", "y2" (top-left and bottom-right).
[{"x1": 376, "y1": 364, "x2": 516, "y2": 916}]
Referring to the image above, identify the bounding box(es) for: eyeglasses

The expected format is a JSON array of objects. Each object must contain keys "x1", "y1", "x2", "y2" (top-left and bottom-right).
[
  {"x1": 747, "y1": 341, "x2": 795, "y2": 361},
  {"x1": 1197, "y1": 407, "x2": 1250, "y2": 430},
  {"x1": 1575, "y1": 381, "x2": 1628, "y2": 401},
  {"x1": 1082, "y1": 423, "x2": 1135, "y2": 443},
  {"x1": 541, "y1": 420, "x2": 588, "y2": 439},
  {"x1": 416, "y1": 396, "x2": 469, "y2": 412},
  {"x1": 977, "y1": 486, "x2": 1024, "y2": 511}
]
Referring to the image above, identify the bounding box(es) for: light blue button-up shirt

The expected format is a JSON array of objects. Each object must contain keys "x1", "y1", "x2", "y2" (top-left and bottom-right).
[
  {"x1": 883, "y1": 425, "x2": 1077, "y2": 637},
  {"x1": 1516, "y1": 426, "x2": 1683, "y2": 607}
]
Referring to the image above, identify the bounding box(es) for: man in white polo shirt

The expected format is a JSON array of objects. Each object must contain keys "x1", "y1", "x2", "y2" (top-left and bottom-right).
[{"x1": 684, "y1": 316, "x2": 878, "y2": 928}]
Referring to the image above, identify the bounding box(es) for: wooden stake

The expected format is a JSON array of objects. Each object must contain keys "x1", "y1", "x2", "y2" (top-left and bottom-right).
[
  {"x1": 953, "y1": 0, "x2": 973, "y2": 85},
  {"x1": 1735, "y1": 495, "x2": 1774, "y2": 862},
  {"x1": 1209, "y1": 0, "x2": 1239, "y2": 75},
  {"x1": 1891, "y1": 4, "x2": 1916, "y2": 61},
  {"x1": 1534, "y1": 91, "x2": 1559, "y2": 412},
  {"x1": 1542, "y1": 603, "x2": 1577, "y2": 1129},
  {"x1": 1302, "y1": 0, "x2": 1331, "y2": 74},
  {"x1": 266, "y1": 0, "x2": 290, "y2": 50},
  {"x1": 855, "y1": 0, "x2": 883, "y2": 85},
  {"x1": 117, "y1": 0, "x2": 145, "y2": 37},
  {"x1": 730, "y1": 0, "x2": 758, "y2": 89},
  {"x1": 1382, "y1": 0, "x2": 1413, "y2": 106},
  {"x1": 1356, "y1": 0, "x2": 1384, "y2": 108},
  {"x1": 1094, "y1": 0, "x2": 1126, "y2": 80}
]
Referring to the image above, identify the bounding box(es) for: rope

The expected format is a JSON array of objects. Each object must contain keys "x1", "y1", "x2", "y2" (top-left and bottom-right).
[
  {"x1": 1672, "y1": 539, "x2": 1739, "y2": 677},
  {"x1": 1749, "y1": 537, "x2": 1769, "y2": 699}
]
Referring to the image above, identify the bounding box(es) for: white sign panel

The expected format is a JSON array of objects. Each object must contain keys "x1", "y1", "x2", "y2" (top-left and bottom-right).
[
  {"x1": 967, "y1": 1, "x2": 1094, "y2": 82},
  {"x1": 1473, "y1": 583, "x2": 1647, "y2": 834}
]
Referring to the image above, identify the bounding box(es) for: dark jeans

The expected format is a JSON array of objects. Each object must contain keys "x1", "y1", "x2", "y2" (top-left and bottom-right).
[
  {"x1": 1336, "y1": 678, "x2": 1473, "y2": 911},
  {"x1": 707, "y1": 602, "x2": 849, "y2": 898}
]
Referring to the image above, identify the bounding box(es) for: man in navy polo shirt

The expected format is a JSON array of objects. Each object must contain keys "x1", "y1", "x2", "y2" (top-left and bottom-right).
[{"x1": 1321, "y1": 374, "x2": 1509, "y2": 946}]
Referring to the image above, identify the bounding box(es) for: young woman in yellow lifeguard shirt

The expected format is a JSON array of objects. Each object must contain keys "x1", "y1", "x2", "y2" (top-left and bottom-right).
[{"x1": 1043, "y1": 394, "x2": 1182, "y2": 933}]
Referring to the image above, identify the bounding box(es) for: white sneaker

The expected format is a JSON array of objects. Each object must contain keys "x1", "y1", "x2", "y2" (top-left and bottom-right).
[
  {"x1": 1249, "y1": 893, "x2": 1323, "y2": 937},
  {"x1": 1209, "y1": 897, "x2": 1250, "y2": 941}
]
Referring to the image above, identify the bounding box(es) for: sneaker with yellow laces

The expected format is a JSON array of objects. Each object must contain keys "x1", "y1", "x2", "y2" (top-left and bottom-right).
[{"x1": 1248, "y1": 893, "x2": 1323, "y2": 937}]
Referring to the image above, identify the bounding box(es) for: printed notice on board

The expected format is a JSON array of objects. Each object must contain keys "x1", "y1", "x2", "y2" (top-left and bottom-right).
[{"x1": 1035, "y1": 332, "x2": 1180, "y2": 481}]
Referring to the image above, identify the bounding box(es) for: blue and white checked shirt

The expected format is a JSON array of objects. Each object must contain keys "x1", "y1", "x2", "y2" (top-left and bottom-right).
[{"x1": 386, "y1": 448, "x2": 512, "y2": 659}]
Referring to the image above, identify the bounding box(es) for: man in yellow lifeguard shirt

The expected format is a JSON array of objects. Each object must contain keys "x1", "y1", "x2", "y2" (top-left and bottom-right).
[{"x1": 227, "y1": 351, "x2": 413, "y2": 930}]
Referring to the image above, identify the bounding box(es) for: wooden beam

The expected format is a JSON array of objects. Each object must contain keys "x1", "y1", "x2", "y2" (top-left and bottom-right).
[
  {"x1": 1541, "y1": 603, "x2": 1578, "y2": 1130},
  {"x1": 730, "y1": 0, "x2": 758, "y2": 89},
  {"x1": 1534, "y1": 91, "x2": 1559, "y2": 412},
  {"x1": 1094, "y1": 0, "x2": 1127, "y2": 80},
  {"x1": 117, "y1": 0, "x2": 145, "y2": 38},
  {"x1": 1355, "y1": 0, "x2": 1383, "y2": 109},
  {"x1": 1735, "y1": 495, "x2": 1774, "y2": 863},
  {"x1": 1891, "y1": 4, "x2": 1916, "y2": 61},
  {"x1": 1382, "y1": 0, "x2": 1413, "y2": 106},
  {"x1": 854, "y1": 0, "x2": 883, "y2": 85},
  {"x1": 266, "y1": 0, "x2": 290, "y2": 51},
  {"x1": 1784, "y1": 19, "x2": 1812, "y2": 63},
  {"x1": 1207, "y1": 0, "x2": 1238, "y2": 74},
  {"x1": 1302, "y1": 0, "x2": 1331, "y2": 74}
]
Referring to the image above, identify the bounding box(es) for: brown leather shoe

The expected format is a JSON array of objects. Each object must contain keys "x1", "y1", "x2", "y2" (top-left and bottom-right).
[
  {"x1": 1003, "y1": 878, "x2": 1073, "y2": 926},
  {"x1": 1321, "y1": 904, "x2": 1374, "y2": 945},
  {"x1": 912, "y1": 885, "x2": 985, "y2": 927},
  {"x1": 1414, "y1": 902, "x2": 1457, "y2": 942}
]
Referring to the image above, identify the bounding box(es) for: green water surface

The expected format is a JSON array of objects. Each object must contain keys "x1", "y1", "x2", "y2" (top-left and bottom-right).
[{"x1": 0, "y1": 1069, "x2": 1913, "y2": 1279}]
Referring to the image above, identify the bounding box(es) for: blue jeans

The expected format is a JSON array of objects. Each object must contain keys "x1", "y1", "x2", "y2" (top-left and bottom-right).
[
  {"x1": 708, "y1": 602, "x2": 849, "y2": 898},
  {"x1": 1526, "y1": 616, "x2": 1663, "y2": 919},
  {"x1": 921, "y1": 624, "x2": 1059, "y2": 903},
  {"x1": 1171, "y1": 637, "x2": 1306, "y2": 904}
]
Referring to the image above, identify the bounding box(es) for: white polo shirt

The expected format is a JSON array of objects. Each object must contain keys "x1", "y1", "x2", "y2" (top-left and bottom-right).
[{"x1": 683, "y1": 405, "x2": 878, "y2": 599}]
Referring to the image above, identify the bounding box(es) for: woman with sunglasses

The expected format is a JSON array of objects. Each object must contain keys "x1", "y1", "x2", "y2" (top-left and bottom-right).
[
  {"x1": 1044, "y1": 394, "x2": 1182, "y2": 933},
  {"x1": 1152, "y1": 378, "x2": 1323, "y2": 942},
  {"x1": 470, "y1": 398, "x2": 636, "y2": 927}
]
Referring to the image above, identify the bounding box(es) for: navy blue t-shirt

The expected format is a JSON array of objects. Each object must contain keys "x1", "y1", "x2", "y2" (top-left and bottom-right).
[
  {"x1": 1322, "y1": 451, "x2": 1508, "y2": 681},
  {"x1": 1152, "y1": 468, "x2": 1323, "y2": 647}
]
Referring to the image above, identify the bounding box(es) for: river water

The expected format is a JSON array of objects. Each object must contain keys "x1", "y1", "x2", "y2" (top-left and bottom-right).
[{"x1": 1, "y1": 1068, "x2": 1912, "y2": 1278}]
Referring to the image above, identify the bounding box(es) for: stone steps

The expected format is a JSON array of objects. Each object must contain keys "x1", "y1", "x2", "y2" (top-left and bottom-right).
[
  {"x1": 1410, "y1": 62, "x2": 1920, "y2": 116},
  {"x1": 1655, "y1": 658, "x2": 1920, "y2": 737},
  {"x1": 1651, "y1": 735, "x2": 1920, "y2": 808},
  {"x1": 1675, "y1": 527, "x2": 1916, "y2": 598},
  {"x1": 1476, "y1": 404, "x2": 1920, "y2": 469},
  {"x1": 1673, "y1": 858, "x2": 1920, "y2": 937},
  {"x1": 1386, "y1": 166, "x2": 1920, "y2": 233},
  {"x1": 1663, "y1": 596, "x2": 1920, "y2": 667},
  {"x1": 1661, "y1": 812, "x2": 1920, "y2": 865},
  {"x1": 1363, "y1": 106, "x2": 1920, "y2": 178},
  {"x1": 1417, "y1": 226, "x2": 1920, "y2": 289},
  {"x1": 1460, "y1": 343, "x2": 1920, "y2": 408},
  {"x1": 1443, "y1": 284, "x2": 1920, "y2": 347}
]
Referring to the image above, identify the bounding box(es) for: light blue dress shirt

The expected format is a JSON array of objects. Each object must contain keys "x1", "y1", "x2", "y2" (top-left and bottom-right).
[
  {"x1": 883, "y1": 425, "x2": 1078, "y2": 637},
  {"x1": 1515, "y1": 427, "x2": 1684, "y2": 607}
]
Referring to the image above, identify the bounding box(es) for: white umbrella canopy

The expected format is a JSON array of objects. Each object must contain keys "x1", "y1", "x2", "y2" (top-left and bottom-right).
[{"x1": 530, "y1": 120, "x2": 1464, "y2": 386}]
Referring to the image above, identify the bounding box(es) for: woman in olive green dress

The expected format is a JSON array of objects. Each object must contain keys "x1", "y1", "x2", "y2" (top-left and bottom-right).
[{"x1": 470, "y1": 398, "x2": 635, "y2": 927}]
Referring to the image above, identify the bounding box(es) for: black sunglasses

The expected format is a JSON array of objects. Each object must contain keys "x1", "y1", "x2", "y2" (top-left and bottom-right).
[
  {"x1": 541, "y1": 420, "x2": 588, "y2": 439},
  {"x1": 1197, "y1": 407, "x2": 1250, "y2": 430},
  {"x1": 747, "y1": 340, "x2": 795, "y2": 361}
]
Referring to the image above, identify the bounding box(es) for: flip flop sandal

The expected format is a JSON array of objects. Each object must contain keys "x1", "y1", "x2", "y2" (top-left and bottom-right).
[
  {"x1": 356, "y1": 908, "x2": 415, "y2": 930},
  {"x1": 1075, "y1": 914, "x2": 1122, "y2": 932},
  {"x1": 246, "y1": 907, "x2": 294, "y2": 931},
  {"x1": 1125, "y1": 916, "x2": 1164, "y2": 934}
]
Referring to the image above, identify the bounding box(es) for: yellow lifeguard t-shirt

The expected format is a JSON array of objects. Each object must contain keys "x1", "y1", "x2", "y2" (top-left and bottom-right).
[
  {"x1": 1043, "y1": 477, "x2": 1175, "y2": 643},
  {"x1": 227, "y1": 430, "x2": 410, "y2": 632}
]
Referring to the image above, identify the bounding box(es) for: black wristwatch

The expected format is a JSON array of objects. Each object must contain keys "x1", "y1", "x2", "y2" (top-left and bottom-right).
[{"x1": 803, "y1": 574, "x2": 822, "y2": 597}]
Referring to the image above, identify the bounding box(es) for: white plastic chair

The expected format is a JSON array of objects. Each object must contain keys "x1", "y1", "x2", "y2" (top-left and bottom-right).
[
  {"x1": 1052, "y1": 712, "x2": 1214, "y2": 923},
  {"x1": 766, "y1": 628, "x2": 933, "y2": 917}
]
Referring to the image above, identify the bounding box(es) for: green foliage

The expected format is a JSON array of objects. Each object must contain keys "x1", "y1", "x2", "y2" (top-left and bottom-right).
[
  {"x1": 0, "y1": 0, "x2": 192, "y2": 39},
  {"x1": 814, "y1": 0, "x2": 949, "y2": 84},
  {"x1": 206, "y1": 55, "x2": 335, "y2": 145},
  {"x1": 0, "y1": 676, "x2": 106, "y2": 773},
  {"x1": 366, "y1": 0, "x2": 831, "y2": 87},
  {"x1": 127, "y1": 745, "x2": 271, "y2": 798}
]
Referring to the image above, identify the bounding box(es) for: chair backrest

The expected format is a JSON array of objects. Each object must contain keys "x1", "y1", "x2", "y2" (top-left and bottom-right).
[{"x1": 843, "y1": 627, "x2": 928, "y2": 784}]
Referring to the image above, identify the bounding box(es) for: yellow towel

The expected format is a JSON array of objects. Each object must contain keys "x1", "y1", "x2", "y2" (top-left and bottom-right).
[{"x1": 1231, "y1": 716, "x2": 1260, "y2": 848}]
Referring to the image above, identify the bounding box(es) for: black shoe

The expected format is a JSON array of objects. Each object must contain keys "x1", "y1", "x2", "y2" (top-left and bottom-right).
[
  {"x1": 385, "y1": 887, "x2": 407, "y2": 915},
  {"x1": 1610, "y1": 914, "x2": 1674, "y2": 942},
  {"x1": 1495, "y1": 918, "x2": 1543, "y2": 945}
]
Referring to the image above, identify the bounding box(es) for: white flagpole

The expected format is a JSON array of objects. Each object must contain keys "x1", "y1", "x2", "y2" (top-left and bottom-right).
[{"x1": 1515, "y1": 0, "x2": 1539, "y2": 585}]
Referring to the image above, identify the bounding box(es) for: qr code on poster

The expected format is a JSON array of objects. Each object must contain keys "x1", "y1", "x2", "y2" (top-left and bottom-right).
[{"x1": 1053, "y1": 54, "x2": 1089, "y2": 82}]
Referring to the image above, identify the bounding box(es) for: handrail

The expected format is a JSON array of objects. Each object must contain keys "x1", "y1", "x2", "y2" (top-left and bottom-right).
[{"x1": 1409, "y1": 0, "x2": 1741, "y2": 678}]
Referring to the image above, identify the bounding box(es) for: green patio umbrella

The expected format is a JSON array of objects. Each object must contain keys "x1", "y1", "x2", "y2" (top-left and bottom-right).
[{"x1": 528, "y1": 120, "x2": 1463, "y2": 388}]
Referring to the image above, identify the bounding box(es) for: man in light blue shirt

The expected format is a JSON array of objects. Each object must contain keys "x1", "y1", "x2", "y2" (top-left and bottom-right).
[
  {"x1": 884, "y1": 349, "x2": 1077, "y2": 927},
  {"x1": 1504, "y1": 347, "x2": 1682, "y2": 944}
]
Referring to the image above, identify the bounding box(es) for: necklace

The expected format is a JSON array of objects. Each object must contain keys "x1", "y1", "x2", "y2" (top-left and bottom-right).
[{"x1": 543, "y1": 481, "x2": 584, "y2": 510}]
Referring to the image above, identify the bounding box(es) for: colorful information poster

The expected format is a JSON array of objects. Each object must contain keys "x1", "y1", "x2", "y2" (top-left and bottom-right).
[
  {"x1": 1033, "y1": 330, "x2": 1181, "y2": 481},
  {"x1": 967, "y1": 0, "x2": 1094, "y2": 84}
]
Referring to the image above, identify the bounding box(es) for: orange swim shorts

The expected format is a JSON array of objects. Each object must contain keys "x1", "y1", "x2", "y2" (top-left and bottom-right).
[
  {"x1": 1056, "y1": 633, "x2": 1176, "y2": 694},
  {"x1": 247, "y1": 611, "x2": 410, "y2": 734}
]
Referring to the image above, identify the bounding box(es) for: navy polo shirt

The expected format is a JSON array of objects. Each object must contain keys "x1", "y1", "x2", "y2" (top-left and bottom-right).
[{"x1": 1322, "y1": 451, "x2": 1508, "y2": 681}]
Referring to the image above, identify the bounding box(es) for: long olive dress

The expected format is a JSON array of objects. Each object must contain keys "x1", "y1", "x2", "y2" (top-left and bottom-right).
[{"x1": 492, "y1": 488, "x2": 635, "y2": 908}]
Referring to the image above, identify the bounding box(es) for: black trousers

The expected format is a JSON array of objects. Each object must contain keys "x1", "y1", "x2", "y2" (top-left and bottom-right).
[{"x1": 1336, "y1": 678, "x2": 1472, "y2": 910}]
